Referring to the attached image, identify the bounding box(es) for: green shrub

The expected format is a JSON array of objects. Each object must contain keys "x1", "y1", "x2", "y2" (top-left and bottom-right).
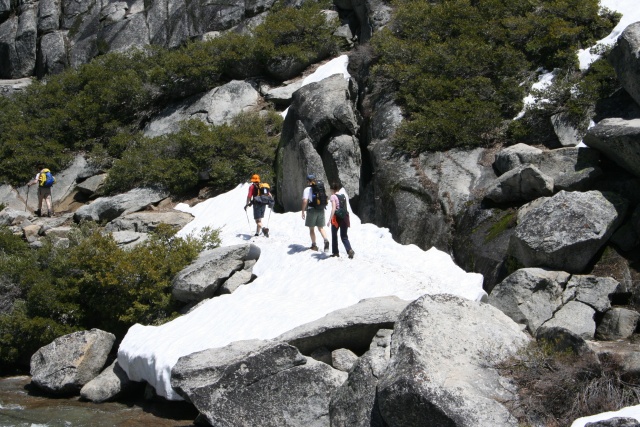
[
  {"x1": 519, "y1": 54, "x2": 620, "y2": 137},
  {"x1": 371, "y1": 0, "x2": 619, "y2": 153},
  {"x1": 104, "y1": 111, "x2": 283, "y2": 195},
  {"x1": 0, "y1": 223, "x2": 220, "y2": 372},
  {"x1": 255, "y1": 1, "x2": 339, "y2": 74}
]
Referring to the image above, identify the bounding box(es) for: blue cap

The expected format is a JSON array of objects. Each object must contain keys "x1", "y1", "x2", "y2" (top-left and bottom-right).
[{"x1": 306, "y1": 174, "x2": 315, "y2": 181}]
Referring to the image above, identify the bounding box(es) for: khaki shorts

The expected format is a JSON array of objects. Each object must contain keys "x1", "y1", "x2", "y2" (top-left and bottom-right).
[
  {"x1": 305, "y1": 208, "x2": 325, "y2": 228},
  {"x1": 38, "y1": 187, "x2": 52, "y2": 198}
]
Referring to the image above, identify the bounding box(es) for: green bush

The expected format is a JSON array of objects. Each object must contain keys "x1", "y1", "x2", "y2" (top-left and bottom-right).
[
  {"x1": 0, "y1": 223, "x2": 221, "y2": 372},
  {"x1": 371, "y1": 0, "x2": 619, "y2": 153},
  {"x1": 104, "y1": 111, "x2": 283, "y2": 195},
  {"x1": 517, "y1": 54, "x2": 620, "y2": 137}
]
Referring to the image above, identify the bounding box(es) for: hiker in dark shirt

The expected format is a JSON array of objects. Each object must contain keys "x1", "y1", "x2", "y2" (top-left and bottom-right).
[{"x1": 244, "y1": 174, "x2": 273, "y2": 237}]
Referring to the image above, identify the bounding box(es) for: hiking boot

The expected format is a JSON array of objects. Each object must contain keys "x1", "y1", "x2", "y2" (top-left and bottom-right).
[
  {"x1": 47, "y1": 211, "x2": 53, "y2": 217},
  {"x1": 263, "y1": 227, "x2": 269, "y2": 238},
  {"x1": 330, "y1": 253, "x2": 339, "y2": 258},
  {"x1": 310, "y1": 244, "x2": 319, "y2": 251},
  {"x1": 323, "y1": 240, "x2": 329, "y2": 252},
  {"x1": 34, "y1": 209, "x2": 41, "y2": 217},
  {"x1": 254, "y1": 233, "x2": 259, "y2": 237},
  {"x1": 348, "y1": 249, "x2": 355, "y2": 259}
]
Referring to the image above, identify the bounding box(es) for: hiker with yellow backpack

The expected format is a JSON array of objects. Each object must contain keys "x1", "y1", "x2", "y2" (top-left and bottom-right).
[
  {"x1": 27, "y1": 164, "x2": 56, "y2": 217},
  {"x1": 244, "y1": 174, "x2": 275, "y2": 237}
]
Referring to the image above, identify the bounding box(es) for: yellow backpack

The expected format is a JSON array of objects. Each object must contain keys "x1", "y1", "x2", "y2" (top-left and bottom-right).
[{"x1": 38, "y1": 169, "x2": 55, "y2": 187}]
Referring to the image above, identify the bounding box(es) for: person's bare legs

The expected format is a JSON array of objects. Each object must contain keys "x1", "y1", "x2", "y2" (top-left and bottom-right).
[
  {"x1": 309, "y1": 227, "x2": 317, "y2": 245},
  {"x1": 44, "y1": 194, "x2": 52, "y2": 214},
  {"x1": 255, "y1": 219, "x2": 262, "y2": 235},
  {"x1": 318, "y1": 226, "x2": 328, "y2": 241}
]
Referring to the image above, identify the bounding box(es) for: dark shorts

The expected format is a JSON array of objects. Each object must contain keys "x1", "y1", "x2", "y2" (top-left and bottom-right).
[
  {"x1": 305, "y1": 208, "x2": 325, "y2": 228},
  {"x1": 253, "y1": 203, "x2": 266, "y2": 220}
]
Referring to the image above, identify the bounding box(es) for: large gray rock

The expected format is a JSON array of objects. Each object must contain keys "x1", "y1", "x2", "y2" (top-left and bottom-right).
[
  {"x1": 144, "y1": 80, "x2": 261, "y2": 137},
  {"x1": 171, "y1": 339, "x2": 278, "y2": 399},
  {"x1": 543, "y1": 275, "x2": 624, "y2": 340},
  {"x1": 488, "y1": 268, "x2": 570, "y2": 335},
  {"x1": 172, "y1": 340, "x2": 347, "y2": 426},
  {"x1": 276, "y1": 74, "x2": 360, "y2": 212},
  {"x1": 377, "y1": 294, "x2": 528, "y2": 427},
  {"x1": 37, "y1": 0, "x2": 61, "y2": 34},
  {"x1": 171, "y1": 244, "x2": 260, "y2": 302},
  {"x1": 332, "y1": 0, "x2": 391, "y2": 42},
  {"x1": 588, "y1": 341, "x2": 640, "y2": 378},
  {"x1": 362, "y1": 98, "x2": 495, "y2": 252},
  {"x1": 484, "y1": 164, "x2": 554, "y2": 203},
  {"x1": 453, "y1": 206, "x2": 516, "y2": 292},
  {"x1": 609, "y1": 22, "x2": 640, "y2": 108},
  {"x1": 331, "y1": 348, "x2": 359, "y2": 372},
  {"x1": 110, "y1": 230, "x2": 149, "y2": 248},
  {"x1": 494, "y1": 143, "x2": 543, "y2": 173},
  {"x1": 0, "y1": 7, "x2": 37, "y2": 79},
  {"x1": 75, "y1": 173, "x2": 107, "y2": 196},
  {"x1": 73, "y1": 188, "x2": 169, "y2": 223},
  {"x1": 275, "y1": 296, "x2": 409, "y2": 355},
  {"x1": 104, "y1": 210, "x2": 194, "y2": 233},
  {"x1": 323, "y1": 134, "x2": 362, "y2": 200},
  {"x1": 188, "y1": 0, "x2": 244, "y2": 36},
  {"x1": 37, "y1": 31, "x2": 69, "y2": 77},
  {"x1": 551, "y1": 112, "x2": 584, "y2": 147},
  {"x1": 562, "y1": 275, "x2": 623, "y2": 314},
  {"x1": 216, "y1": 268, "x2": 253, "y2": 295},
  {"x1": 97, "y1": 11, "x2": 149, "y2": 54},
  {"x1": 0, "y1": 18, "x2": 17, "y2": 78},
  {"x1": 418, "y1": 147, "x2": 495, "y2": 217},
  {"x1": 30, "y1": 329, "x2": 115, "y2": 395},
  {"x1": 262, "y1": 79, "x2": 303, "y2": 106},
  {"x1": 329, "y1": 329, "x2": 392, "y2": 427},
  {"x1": 542, "y1": 300, "x2": 596, "y2": 340},
  {"x1": 494, "y1": 145, "x2": 602, "y2": 192},
  {"x1": 0, "y1": 77, "x2": 32, "y2": 97},
  {"x1": 490, "y1": 269, "x2": 625, "y2": 337},
  {"x1": 0, "y1": 185, "x2": 27, "y2": 211},
  {"x1": 596, "y1": 308, "x2": 640, "y2": 341},
  {"x1": 509, "y1": 190, "x2": 627, "y2": 273},
  {"x1": 80, "y1": 360, "x2": 136, "y2": 403},
  {"x1": 146, "y1": 0, "x2": 191, "y2": 49},
  {"x1": 584, "y1": 118, "x2": 640, "y2": 178}
]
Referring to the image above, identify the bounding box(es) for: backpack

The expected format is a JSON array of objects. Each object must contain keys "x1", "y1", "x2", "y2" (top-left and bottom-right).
[
  {"x1": 310, "y1": 181, "x2": 328, "y2": 209},
  {"x1": 253, "y1": 182, "x2": 275, "y2": 208},
  {"x1": 38, "y1": 169, "x2": 55, "y2": 188},
  {"x1": 335, "y1": 194, "x2": 348, "y2": 219},
  {"x1": 258, "y1": 182, "x2": 271, "y2": 195}
]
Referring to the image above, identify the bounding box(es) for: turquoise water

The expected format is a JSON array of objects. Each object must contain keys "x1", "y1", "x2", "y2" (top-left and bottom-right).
[{"x1": 0, "y1": 376, "x2": 197, "y2": 427}]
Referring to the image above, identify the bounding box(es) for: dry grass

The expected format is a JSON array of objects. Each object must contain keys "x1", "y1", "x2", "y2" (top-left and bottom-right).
[{"x1": 497, "y1": 341, "x2": 640, "y2": 427}]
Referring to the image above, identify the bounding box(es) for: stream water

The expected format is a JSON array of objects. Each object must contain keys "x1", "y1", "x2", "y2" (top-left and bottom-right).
[{"x1": 0, "y1": 376, "x2": 198, "y2": 427}]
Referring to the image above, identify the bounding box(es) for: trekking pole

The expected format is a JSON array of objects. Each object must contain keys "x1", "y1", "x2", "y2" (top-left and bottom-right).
[
  {"x1": 266, "y1": 206, "x2": 272, "y2": 228},
  {"x1": 245, "y1": 208, "x2": 253, "y2": 233}
]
